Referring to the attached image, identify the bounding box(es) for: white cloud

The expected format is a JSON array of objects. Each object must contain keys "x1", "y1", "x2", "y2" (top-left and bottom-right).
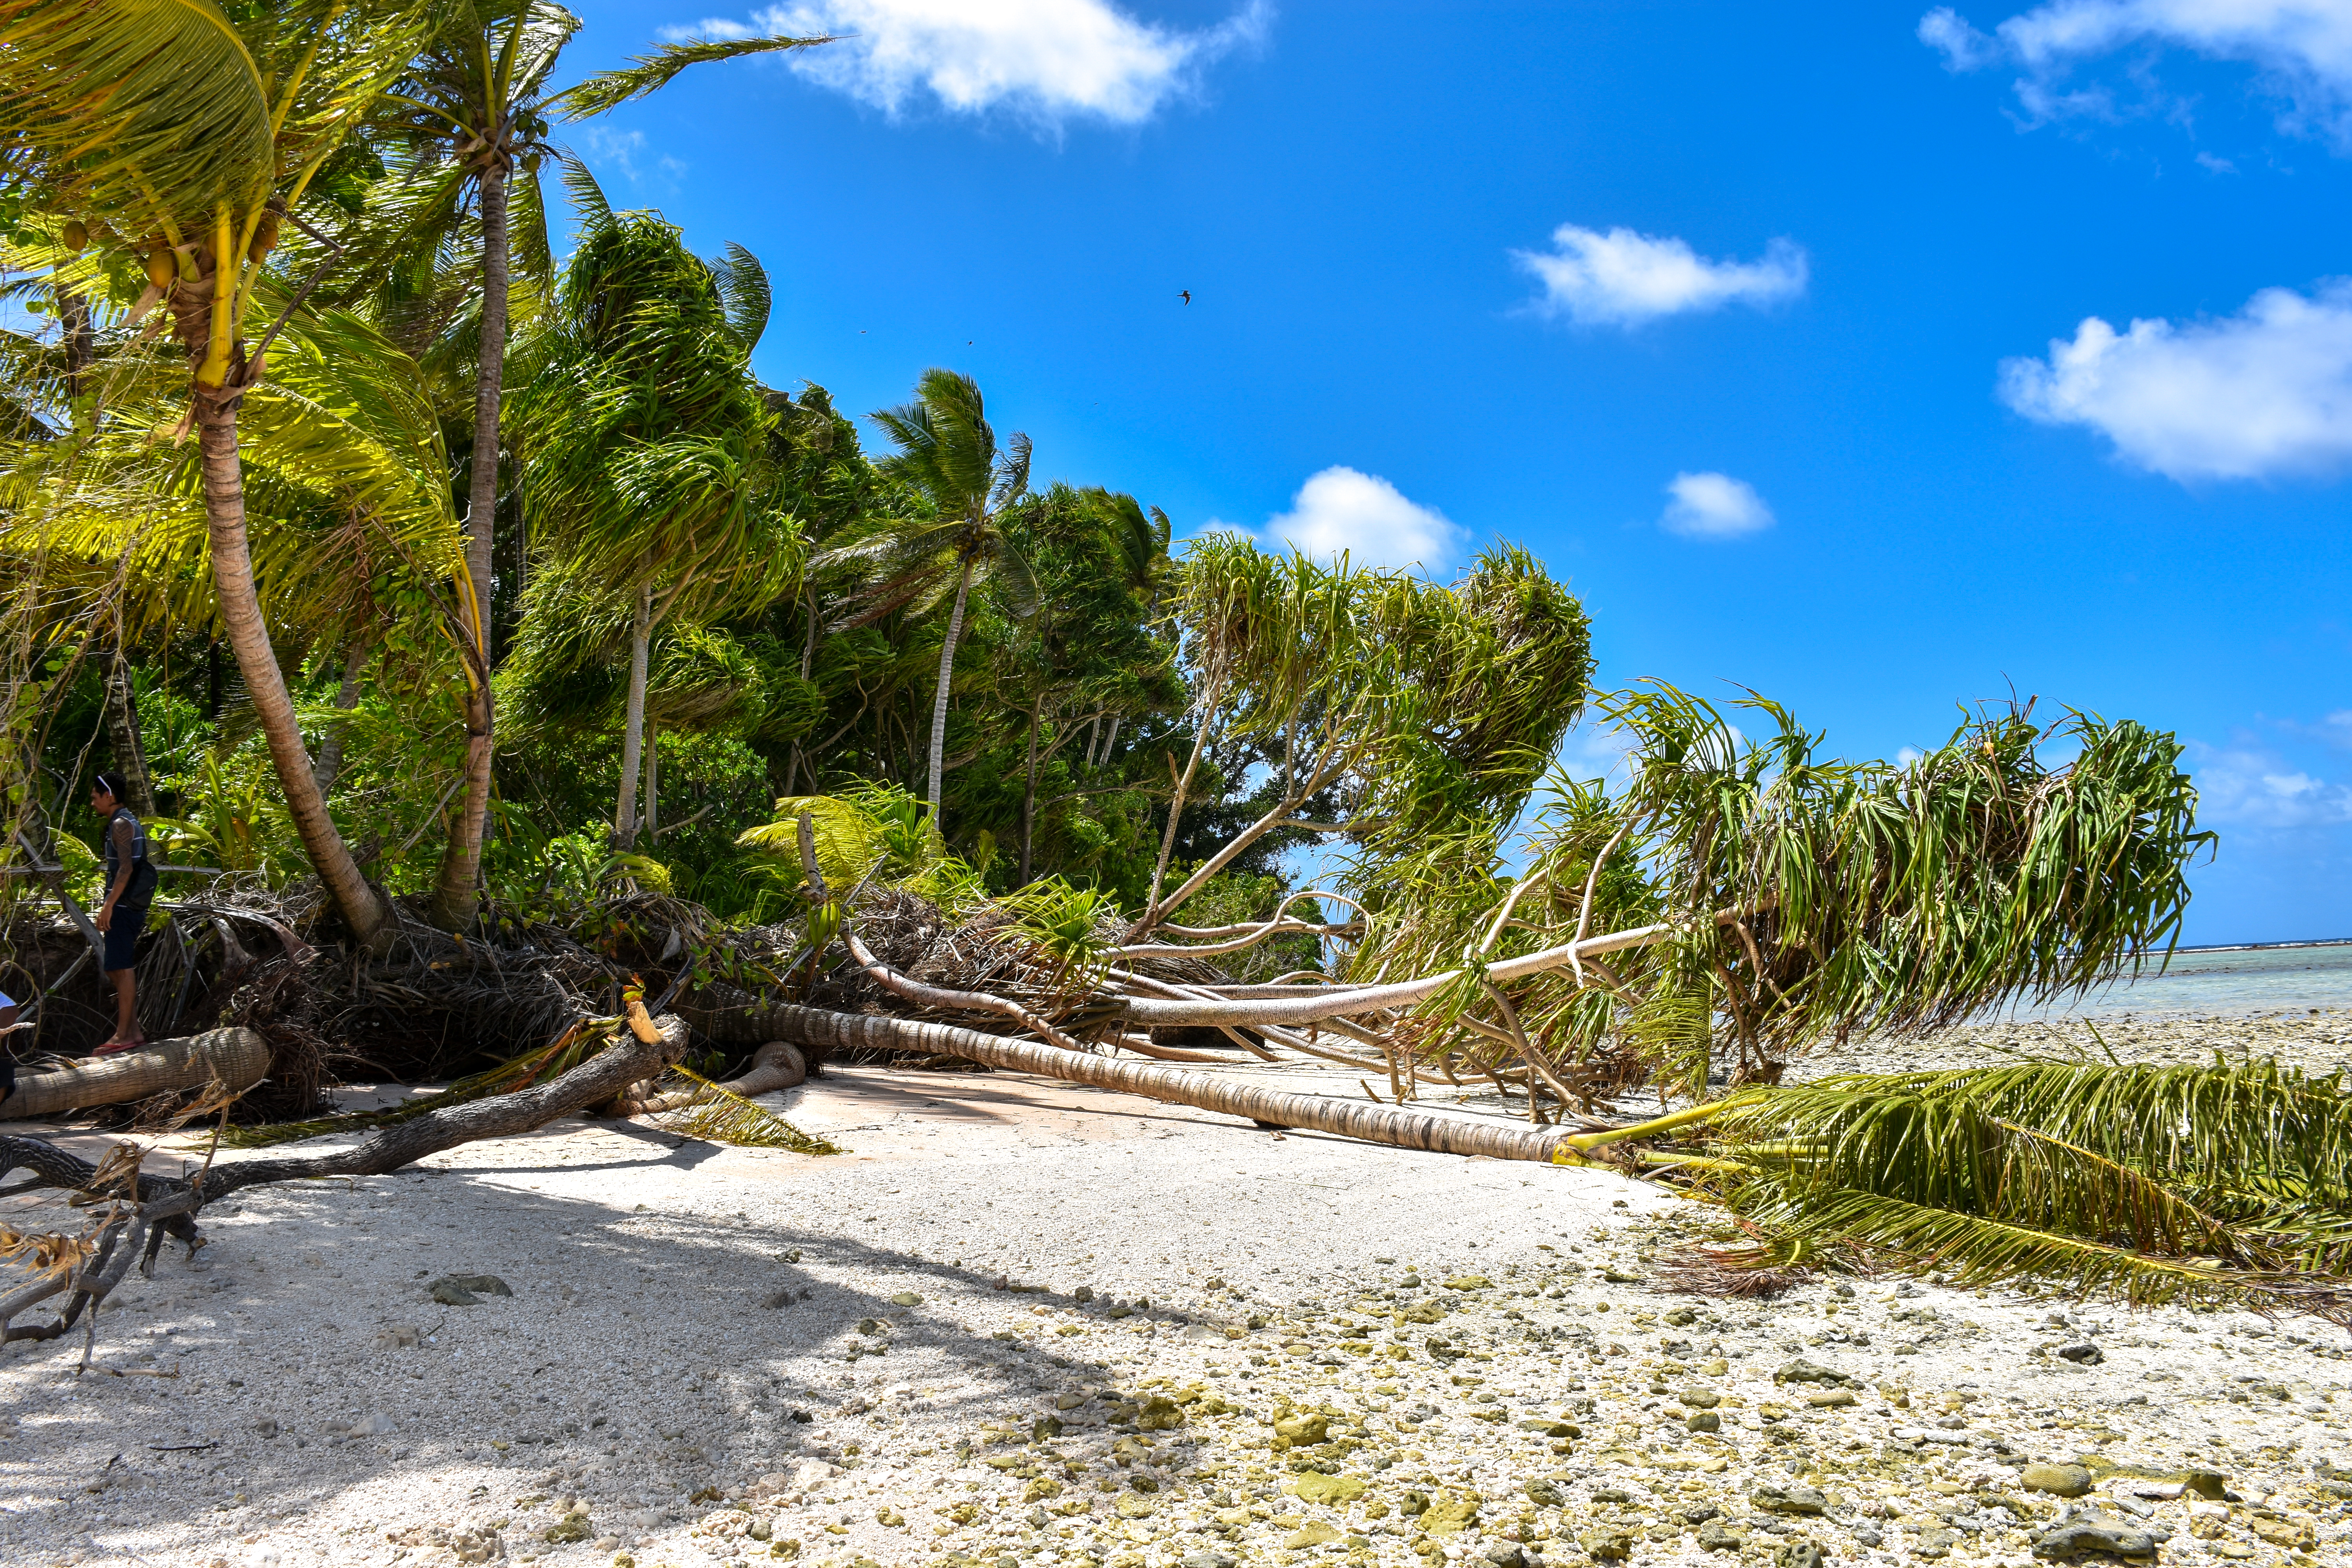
[
  {"x1": 2190, "y1": 739, "x2": 2352, "y2": 829},
  {"x1": 681, "y1": 0, "x2": 1270, "y2": 126},
  {"x1": 1512, "y1": 223, "x2": 1808, "y2": 327},
  {"x1": 574, "y1": 125, "x2": 688, "y2": 183},
  {"x1": 1919, "y1": 2, "x2": 2352, "y2": 147},
  {"x1": 1659, "y1": 471, "x2": 1775, "y2": 539},
  {"x1": 1997, "y1": 279, "x2": 2352, "y2": 481},
  {"x1": 1245, "y1": 466, "x2": 1465, "y2": 570}
]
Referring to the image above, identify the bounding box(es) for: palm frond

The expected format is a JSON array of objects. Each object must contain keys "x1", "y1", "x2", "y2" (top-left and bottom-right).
[
  {"x1": 649, "y1": 1065, "x2": 841, "y2": 1154},
  {"x1": 554, "y1": 30, "x2": 837, "y2": 120},
  {"x1": 714, "y1": 240, "x2": 771, "y2": 351}
]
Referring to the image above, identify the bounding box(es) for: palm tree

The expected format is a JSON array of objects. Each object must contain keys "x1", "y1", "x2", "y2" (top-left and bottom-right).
[
  {"x1": 820, "y1": 370, "x2": 1037, "y2": 821},
  {"x1": 0, "y1": 0, "x2": 441, "y2": 948},
  {"x1": 513, "y1": 190, "x2": 788, "y2": 846},
  {"x1": 363, "y1": 6, "x2": 833, "y2": 927}
]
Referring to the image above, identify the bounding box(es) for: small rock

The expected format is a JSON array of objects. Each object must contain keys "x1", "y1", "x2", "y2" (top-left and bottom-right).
[
  {"x1": 252, "y1": 1419, "x2": 279, "y2": 1439},
  {"x1": 1914, "y1": 1525, "x2": 1958, "y2": 1559},
  {"x1": 889, "y1": 1292, "x2": 922, "y2": 1307},
  {"x1": 1281, "y1": 1522, "x2": 1341, "y2": 1548},
  {"x1": 1753, "y1": 1483, "x2": 1829, "y2": 1516},
  {"x1": 429, "y1": 1274, "x2": 513, "y2": 1307},
  {"x1": 1290, "y1": 1472, "x2": 1364, "y2": 1506},
  {"x1": 2032, "y1": 1509, "x2": 2167, "y2": 1561},
  {"x1": 1772, "y1": 1541, "x2": 1825, "y2": 1568},
  {"x1": 1686, "y1": 1410, "x2": 1722, "y2": 1433},
  {"x1": 2057, "y1": 1342, "x2": 2105, "y2": 1366},
  {"x1": 2022, "y1": 1463, "x2": 2096, "y2": 1499},
  {"x1": 1806, "y1": 1389, "x2": 1857, "y2": 1408},
  {"x1": 1581, "y1": 1528, "x2": 1635, "y2": 1561},
  {"x1": 1524, "y1": 1479, "x2": 1564, "y2": 1506},
  {"x1": 1697, "y1": 1518, "x2": 1744, "y2": 1554},
  {"x1": 1484, "y1": 1545, "x2": 1527, "y2": 1568},
  {"x1": 1678, "y1": 1385, "x2": 1722, "y2": 1408},
  {"x1": 1774, "y1": 1359, "x2": 1855, "y2": 1387}
]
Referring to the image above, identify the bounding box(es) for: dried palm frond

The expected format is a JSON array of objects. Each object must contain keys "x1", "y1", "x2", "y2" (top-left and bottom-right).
[
  {"x1": 1652, "y1": 1242, "x2": 1813, "y2": 1299},
  {"x1": 646, "y1": 1065, "x2": 841, "y2": 1155},
  {"x1": 0, "y1": 1224, "x2": 98, "y2": 1283}
]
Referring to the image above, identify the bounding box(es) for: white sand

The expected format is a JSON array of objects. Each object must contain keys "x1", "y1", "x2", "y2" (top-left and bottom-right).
[{"x1": 0, "y1": 1058, "x2": 2345, "y2": 1568}]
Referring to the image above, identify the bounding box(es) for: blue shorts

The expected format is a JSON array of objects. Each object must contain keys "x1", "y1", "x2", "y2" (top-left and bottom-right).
[{"x1": 104, "y1": 904, "x2": 148, "y2": 972}]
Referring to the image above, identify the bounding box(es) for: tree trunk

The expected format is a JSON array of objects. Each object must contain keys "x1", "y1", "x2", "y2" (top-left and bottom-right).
[
  {"x1": 1018, "y1": 697, "x2": 1042, "y2": 884},
  {"x1": 428, "y1": 156, "x2": 510, "y2": 933},
  {"x1": 197, "y1": 400, "x2": 390, "y2": 949},
  {"x1": 735, "y1": 1003, "x2": 1587, "y2": 1165},
  {"x1": 468, "y1": 158, "x2": 508, "y2": 667},
  {"x1": 0, "y1": 1028, "x2": 267, "y2": 1117},
  {"x1": 615, "y1": 584, "x2": 652, "y2": 845},
  {"x1": 924, "y1": 560, "x2": 973, "y2": 820},
  {"x1": 102, "y1": 648, "x2": 155, "y2": 816},
  {"x1": 311, "y1": 637, "x2": 370, "y2": 798},
  {"x1": 643, "y1": 719, "x2": 659, "y2": 840}
]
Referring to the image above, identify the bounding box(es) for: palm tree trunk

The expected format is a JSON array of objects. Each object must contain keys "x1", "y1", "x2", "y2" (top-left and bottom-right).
[
  {"x1": 428, "y1": 155, "x2": 510, "y2": 933},
  {"x1": 1018, "y1": 697, "x2": 1043, "y2": 884},
  {"x1": 924, "y1": 560, "x2": 973, "y2": 819},
  {"x1": 468, "y1": 158, "x2": 508, "y2": 664},
  {"x1": 643, "y1": 718, "x2": 659, "y2": 839},
  {"x1": 311, "y1": 637, "x2": 370, "y2": 798},
  {"x1": 102, "y1": 648, "x2": 154, "y2": 816},
  {"x1": 616, "y1": 584, "x2": 652, "y2": 846},
  {"x1": 197, "y1": 401, "x2": 389, "y2": 948},
  {"x1": 711, "y1": 1001, "x2": 1584, "y2": 1165}
]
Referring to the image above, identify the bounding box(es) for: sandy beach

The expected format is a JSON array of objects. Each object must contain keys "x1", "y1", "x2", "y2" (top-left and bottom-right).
[{"x1": 2, "y1": 1023, "x2": 2347, "y2": 1568}]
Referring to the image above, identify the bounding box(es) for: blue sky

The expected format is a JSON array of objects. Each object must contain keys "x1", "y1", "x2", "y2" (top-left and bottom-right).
[{"x1": 563, "y1": 1, "x2": 2352, "y2": 944}]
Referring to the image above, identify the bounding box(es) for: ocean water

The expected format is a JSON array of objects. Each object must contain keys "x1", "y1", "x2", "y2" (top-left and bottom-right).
[{"x1": 2007, "y1": 941, "x2": 2352, "y2": 1020}]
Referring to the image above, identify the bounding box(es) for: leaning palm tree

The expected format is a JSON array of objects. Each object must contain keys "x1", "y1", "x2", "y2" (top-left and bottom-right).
[
  {"x1": 356, "y1": 6, "x2": 832, "y2": 927},
  {"x1": 512, "y1": 189, "x2": 791, "y2": 846},
  {"x1": 820, "y1": 369, "x2": 1038, "y2": 820},
  {"x1": 0, "y1": 0, "x2": 443, "y2": 947}
]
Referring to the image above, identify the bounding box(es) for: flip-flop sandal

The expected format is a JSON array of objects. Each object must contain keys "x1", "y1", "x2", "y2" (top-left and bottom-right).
[{"x1": 92, "y1": 1039, "x2": 148, "y2": 1056}]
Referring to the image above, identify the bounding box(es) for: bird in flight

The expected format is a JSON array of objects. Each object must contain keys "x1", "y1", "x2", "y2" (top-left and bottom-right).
[{"x1": 1180, "y1": 290, "x2": 1192, "y2": 305}]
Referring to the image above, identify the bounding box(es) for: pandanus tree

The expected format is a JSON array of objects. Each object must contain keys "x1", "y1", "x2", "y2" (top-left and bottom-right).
[
  {"x1": 819, "y1": 369, "x2": 1038, "y2": 821},
  {"x1": 512, "y1": 194, "x2": 792, "y2": 847},
  {"x1": 0, "y1": 0, "x2": 449, "y2": 947}
]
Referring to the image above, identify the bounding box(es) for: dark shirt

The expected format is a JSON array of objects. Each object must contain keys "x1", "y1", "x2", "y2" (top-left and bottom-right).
[{"x1": 103, "y1": 806, "x2": 156, "y2": 902}]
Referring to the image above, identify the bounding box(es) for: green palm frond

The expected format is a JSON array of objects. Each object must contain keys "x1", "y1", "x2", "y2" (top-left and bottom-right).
[
  {"x1": 713, "y1": 241, "x2": 771, "y2": 351},
  {"x1": 649, "y1": 1065, "x2": 840, "y2": 1154},
  {"x1": 1729, "y1": 1183, "x2": 2339, "y2": 1316},
  {"x1": 0, "y1": 0, "x2": 274, "y2": 230},
  {"x1": 554, "y1": 29, "x2": 837, "y2": 120}
]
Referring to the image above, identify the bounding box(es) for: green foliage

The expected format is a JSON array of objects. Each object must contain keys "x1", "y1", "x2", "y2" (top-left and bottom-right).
[{"x1": 1647, "y1": 1058, "x2": 2352, "y2": 1310}]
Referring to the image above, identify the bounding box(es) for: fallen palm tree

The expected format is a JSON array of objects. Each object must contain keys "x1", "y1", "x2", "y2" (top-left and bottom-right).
[{"x1": 0, "y1": 1028, "x2": 268, "y2": 1119}]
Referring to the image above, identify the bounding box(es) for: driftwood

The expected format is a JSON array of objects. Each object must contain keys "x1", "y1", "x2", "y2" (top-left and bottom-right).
[
  {"x1": 0, "y1": 1029, "x2": 269, "y2": 1119},
  {"x1": 756, "y1": 1002, "x2": 1601, "y2": 1165},
  {"x1": 0, "y1": 1000, "x2": 690, "y2": 1348}
]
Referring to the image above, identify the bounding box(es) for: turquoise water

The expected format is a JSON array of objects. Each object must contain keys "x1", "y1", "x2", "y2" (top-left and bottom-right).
[{"x1": 2009, "y1": 942, "x2": 2352, "y2": 1019}]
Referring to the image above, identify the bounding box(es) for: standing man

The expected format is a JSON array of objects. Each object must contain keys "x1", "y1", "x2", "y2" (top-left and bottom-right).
[{"x1": 89, "y1": 770, "x2": 155, "y2": 1054}]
